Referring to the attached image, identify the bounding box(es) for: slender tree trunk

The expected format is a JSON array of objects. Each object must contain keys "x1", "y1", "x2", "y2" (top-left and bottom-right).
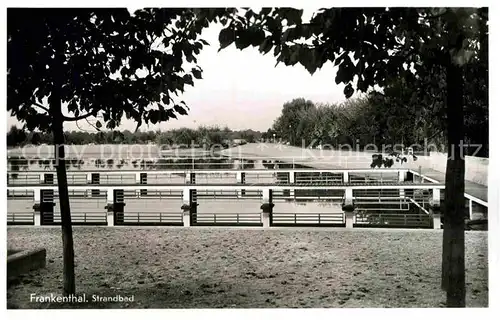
[
  {"x1": 441, "y1": 225, "x2": 451, "y2": 290},
  {"x1": 442, "y1": 62, "x2": 466, "y2": 307},
  {"x1": 50, "y1": 88, "x2": 76, "y2": 296}
]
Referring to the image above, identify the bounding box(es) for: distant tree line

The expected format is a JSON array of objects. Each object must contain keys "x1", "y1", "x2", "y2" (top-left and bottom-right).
[
  {"x1": 270, "y1": 93, "x2": 487, "y2": 157},
  {"x1": 7, "y1": 125, "x2": 263, "y2": 149},
  {"x1": 266, "y1": 49, "x2": 488, "y2": 158}
]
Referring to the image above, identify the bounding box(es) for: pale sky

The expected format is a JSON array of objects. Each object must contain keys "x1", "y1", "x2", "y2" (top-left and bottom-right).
[{"x1": 7, "y1": 9, "x2": 356, "y2": 132}]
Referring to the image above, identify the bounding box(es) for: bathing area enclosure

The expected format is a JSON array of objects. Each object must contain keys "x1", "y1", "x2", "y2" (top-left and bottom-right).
[{"x1": 7, "y1": 160, "x2": 488, "y2": 229}]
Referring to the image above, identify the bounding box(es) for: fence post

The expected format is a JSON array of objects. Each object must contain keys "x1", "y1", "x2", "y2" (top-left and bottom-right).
[
  {"x1": 135, "y1": 173, "x2": 141, "y2": 197},
  {"x1": 186, "y1": 173, "x2": 197, "y2": 225},
  {"x1": 91, "y1": 173, "x2": 100, "y2": 198},
  {"x1": 289, "y1": 171, "x2": 295, "y2": 198},
  {"x1": 405, "y1": 171, "x2": 414, "y2": 182},
  {"x1": 404, "y1": 171, "x2": 415, "y2": 199},
  {"x1": 430, "y1": 188, "x2": 441, "y2": 229},
  {"x1": 86, "y1": 173, "x2": 92, "y2": 198},
  {"x1": 43, "y1": 173, "x2": 54, "y2": 185},
  {"x1": 182, "y1": 187, "x2": 191, "y2": 227},
  {"x1": 398, "y1": 170, "x2": 405, "y2": 182},
  {"x1": 185, "y1": 171, "x2": 196, "y2": 184},
  {"x1": 398, "y1": 170, "x2": 405, "y2": 203},
  {"x1": 140, "y1": 173, "x2": 147, "y2": 196},
  {"x1": 236, "y1": 171, "x2": 246, "y2": 198},
  {"x1": 343, "y1": 171, "x2": 349, "y2": 184},
  {"x1": 343, "y1": 188, "x2": 355, "y2": 228},
  {"x1": 39, "y1": 183, "x2": 55, "y2": 225},
  {"x1": 261, "y1": 188, "x2": 273, "y2": 228},
  {"x1": 106, "y1": 188, "x2": 114, "y2": 227},
  {"x1": 33, "y1": 190, "x2": 41, "y2": 226}
]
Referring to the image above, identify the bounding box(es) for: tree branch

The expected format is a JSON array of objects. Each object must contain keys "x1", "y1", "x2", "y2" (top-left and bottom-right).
[
  {"x1": 31, "y1": 100, "x2": 50, "y2": 113},
  {"x1": 63, "y1": 110, "x2": 98, "y2": 121},
  {"x1": 85, "y1": 117, "x2": 101, "y2": 131},
  {"x1": 75, "y1": 119, "x2": 98, "y2": 133},
  {"x1": 134, "y1": 121, "x2": 142, "y2": 133}
]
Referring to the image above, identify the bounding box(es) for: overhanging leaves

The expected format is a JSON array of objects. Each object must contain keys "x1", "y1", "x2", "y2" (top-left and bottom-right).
[
  {"x1": 8, "y1": 8, "x2": 229, "y2": 132},
  {"x1": 218, "y1": 27, "x2": 235, "y2": 50}
]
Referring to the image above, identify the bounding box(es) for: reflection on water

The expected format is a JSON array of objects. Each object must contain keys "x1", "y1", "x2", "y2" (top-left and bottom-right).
[{"x1": 7, "y1": 156, "x2": 312, "y2": 177}]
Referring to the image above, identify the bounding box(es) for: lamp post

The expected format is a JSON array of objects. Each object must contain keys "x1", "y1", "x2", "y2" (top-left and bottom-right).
[{"x1": 289, "y1": 125, "x2": 292, "y2": 145}]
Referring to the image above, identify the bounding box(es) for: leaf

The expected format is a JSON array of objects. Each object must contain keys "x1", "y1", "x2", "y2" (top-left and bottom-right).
[
  {"x1": 289, "y1": 45, "x2": 301, "y2": 65},
  {"x1": 183, "y1": 74, "x2": 194, "y2": 86},
  {"x1": 273, "y1": 45, "x2": 281, "y2": 57},
  {"x1": 185, "y1": 53, "x2": 195, "y2": 63},
  {"x1": 250, "y1": 28, "x2": 266, "y2": 46},
  {"x1": 149, "y1": 110, "x2": 159, "y2": 124},
  {"x1": 244, "y1": 9, "x2": 254, "y2": 20},
  {"x1": 96, "y1": 121, "x2": 102, "y2": 129},
  {"x1": 344, "y1": 82, "x2": 354, "y2": 99},
  {"x1": 281, "y1": 27, "x2": 298, "y2": 42},
  {"x1": 336, "y1": 59, "x2": 355, "y2": 85},
  {"x1": 357, "y1": 77, "x2": 368, "y2": 92},
  {"x1": 106, "y1": 119, "x2": 116, "y2": 129},
  {"x1": 192, "y1": 68, "x2": 202, "y2": 79},
  {"x1": 166, "y1": 108, "x2": 177, "y2": 119},
  {"x1": 299, "y1": 47, "x2": 318, "y2": 74},
  {"x1": 174, "y1": 105, "x2": 188, "y2": 115},
  {"x1": 261, "y1": 8, "x2": 272, "y2": 16},
  {"x1": 299, "y1": 23, "x2": 314, "y2": 39},
  {"x1": 219, "y1": 27, "x2": 235, "y2": 50},
  {"x1": 259, "y1": 38, "x2": 273, "y2": 54},
  {"x1": 284, "y1": 8, "x2": 303, "y2": 26},
  {"x1": 162, "y1": 94, "x2": 170, "y2": 105},
  {"x1": 68, "y1": 100, "x2": 78, "y2": 112},
  {"x1": 265, "y1": 16, "x2": 281, "y2": 34},
  {"x1": 235, "y1": 30, "x2": 252, "y2": 50}
]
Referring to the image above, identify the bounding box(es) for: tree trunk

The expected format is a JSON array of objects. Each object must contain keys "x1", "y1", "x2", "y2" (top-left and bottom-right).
[
  {"x1": 50, "y1": 89, "x2": 76, "y2": 296},
  {"x1": 442, "y1": 62, "x2": 466, "y2": 307}
]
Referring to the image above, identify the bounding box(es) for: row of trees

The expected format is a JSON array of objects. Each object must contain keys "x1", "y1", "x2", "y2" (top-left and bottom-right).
[
  {"x1": 270, "y1": 86, "x2": 487, "y2": 157},
  {"x1": 7, "y1": 125, "x2": 262, "y2": 148}
]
